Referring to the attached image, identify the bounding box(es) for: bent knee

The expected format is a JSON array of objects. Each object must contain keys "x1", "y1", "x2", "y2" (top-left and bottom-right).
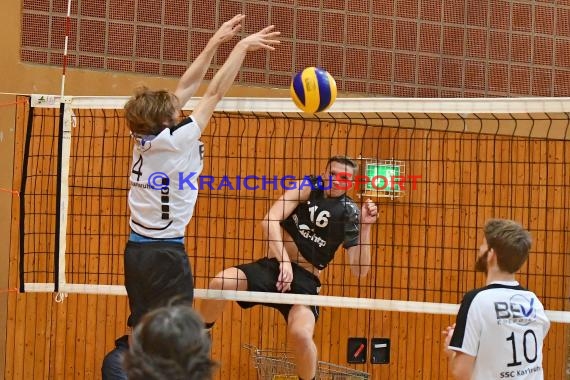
[
  {"x1": 209, "y1": 268, "x2": 247, "y2": 290},
  {"x1": 287, "y1": 323, "x2": 313, "y2": 343},
  {"x1": 287, "y1": 306, "x2": 315, "y2": 340}
]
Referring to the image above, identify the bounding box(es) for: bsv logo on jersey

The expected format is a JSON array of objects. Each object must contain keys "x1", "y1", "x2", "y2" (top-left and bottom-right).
[{"x1": 494, "y1": 294, "x2": 536, "y2": 326}]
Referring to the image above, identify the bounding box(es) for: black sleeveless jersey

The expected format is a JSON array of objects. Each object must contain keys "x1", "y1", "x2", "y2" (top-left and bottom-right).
[{"x1": 280, "y1": 177, "x2": 360, "y2": 270}]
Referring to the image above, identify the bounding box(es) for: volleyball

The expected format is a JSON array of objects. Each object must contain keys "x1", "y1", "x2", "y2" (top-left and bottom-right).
[{"x1": 290, "y1": 67, "x2": 337, "y2": 113}]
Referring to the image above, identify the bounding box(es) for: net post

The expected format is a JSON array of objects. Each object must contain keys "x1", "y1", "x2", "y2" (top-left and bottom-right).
[
  {"x1": 19, "y1": 100, "x2": 34, "y2": 292},
  {"x1": 54, "y1": 97, "x2": 73, "y2": 294}
]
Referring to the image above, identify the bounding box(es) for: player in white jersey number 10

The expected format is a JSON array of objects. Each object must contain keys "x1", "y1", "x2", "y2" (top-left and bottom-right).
[{"x1": 443, "y1": 219, "x2": 550, "y2": 380}]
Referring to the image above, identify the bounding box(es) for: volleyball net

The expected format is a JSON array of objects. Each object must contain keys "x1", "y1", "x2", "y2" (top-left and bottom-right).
[{"x1": 12, "y1": 95, "x2": 570, "y2": 323}]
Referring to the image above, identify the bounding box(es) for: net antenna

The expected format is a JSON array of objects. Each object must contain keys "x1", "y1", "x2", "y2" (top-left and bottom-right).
[
  {"x1": 60, "y1": 0, "x2": 73, "y2": 101},
  {"x1": 17, "y1": 95, "x2": 570, "y2": 324}
]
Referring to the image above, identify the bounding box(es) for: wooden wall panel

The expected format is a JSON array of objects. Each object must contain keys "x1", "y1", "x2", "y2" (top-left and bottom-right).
[{"x1": 7, "y1": 105, "x2": 570, "y2": 379}]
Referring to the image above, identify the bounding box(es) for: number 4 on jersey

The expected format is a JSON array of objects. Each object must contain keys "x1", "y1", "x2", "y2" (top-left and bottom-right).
[{"x1": 132, "y1": 155, "x2": 143, "y2": 181}]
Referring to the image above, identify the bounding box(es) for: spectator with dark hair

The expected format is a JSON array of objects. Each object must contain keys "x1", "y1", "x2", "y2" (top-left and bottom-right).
[{"x1": 124, "y1": 304, "x2": 216, "y2": 380}]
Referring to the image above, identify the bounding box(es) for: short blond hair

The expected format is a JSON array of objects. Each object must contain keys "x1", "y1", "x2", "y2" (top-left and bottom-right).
[{"x1": 124, "y1": 87, "x2": 180, "y2": 135}]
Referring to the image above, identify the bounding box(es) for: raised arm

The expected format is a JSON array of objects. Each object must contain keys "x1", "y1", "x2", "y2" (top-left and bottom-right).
[
  {"x1": 346, "y1": 199, "x2": 377, "y2": 277},
  {"x1": 174, "y1": 14, "x2": 246, "y2": 107},
  {"x1": 190, "y1": 25, "x2": 280, "y2": 130}
]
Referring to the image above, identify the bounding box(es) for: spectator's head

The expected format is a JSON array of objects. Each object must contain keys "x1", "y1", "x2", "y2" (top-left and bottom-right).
[{"x1": 124, "y1": 304, "x2": 216, "y2": 380}]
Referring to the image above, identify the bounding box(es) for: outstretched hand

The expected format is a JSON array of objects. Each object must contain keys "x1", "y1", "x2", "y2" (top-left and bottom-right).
[
  {"x1": 238, "y1": 25, "x2": 281, "y2": 52},
  {"x1": 361, "y1": 199, "x2": 378, "y2": 224},
  {"x1": 211, "y1": 14, "x2": 246, "y2": 44}
]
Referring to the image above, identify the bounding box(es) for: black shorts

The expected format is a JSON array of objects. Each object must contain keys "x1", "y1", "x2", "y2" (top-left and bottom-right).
[
  {"x1": 235, "y1": 257, "x2": 322, "y2": 321},
  {"x1": 124, "y1": 241, "x2": 193, "y2": 327}
]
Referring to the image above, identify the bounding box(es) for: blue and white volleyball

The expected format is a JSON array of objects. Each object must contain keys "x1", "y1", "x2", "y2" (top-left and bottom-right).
[{"x1": 290, "y1": 67, "x2": 337, "y2": 113}]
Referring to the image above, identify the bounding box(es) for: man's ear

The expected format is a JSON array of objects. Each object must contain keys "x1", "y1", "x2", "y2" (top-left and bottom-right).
[{"x1": 487, "y1": 248, "x2": 497, "y2": 263}]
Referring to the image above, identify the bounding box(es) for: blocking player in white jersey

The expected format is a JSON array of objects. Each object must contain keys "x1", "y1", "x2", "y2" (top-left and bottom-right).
[
  {"x1": 443, "y1": 219, "x2": 550, "y2": 380},
  {"x1": 102, "y1": 16, "x2": 280, "y2": 380}
]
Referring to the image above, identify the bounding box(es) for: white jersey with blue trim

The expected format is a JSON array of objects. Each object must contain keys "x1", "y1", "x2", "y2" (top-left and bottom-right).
[
  {"x1": 128, "y1": 117, "x2": 204, "y2": 238},
  {"x1": 449, "y1": 281, "x2": 550, "y2": 380}
]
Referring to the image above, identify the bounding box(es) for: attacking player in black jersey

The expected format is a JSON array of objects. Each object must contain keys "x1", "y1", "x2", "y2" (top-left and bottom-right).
[
  {"x1": 442, "y1": 219, "x2": 550, "y2": 380},
  {"x1": 200, "y1": 156, "x2": 378, "y2": 380}
]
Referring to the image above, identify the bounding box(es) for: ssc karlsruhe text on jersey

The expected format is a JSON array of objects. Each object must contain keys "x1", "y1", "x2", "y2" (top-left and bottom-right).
[
  {"x1": 128, "y1": 117, "x2": 204, "y2": 239},
  {"x1": 280, "y1": 177, "x2": 360, "y2": 269},
  {"x1": 449, "y1": 281, "x2": 550, "y2": 380}
]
